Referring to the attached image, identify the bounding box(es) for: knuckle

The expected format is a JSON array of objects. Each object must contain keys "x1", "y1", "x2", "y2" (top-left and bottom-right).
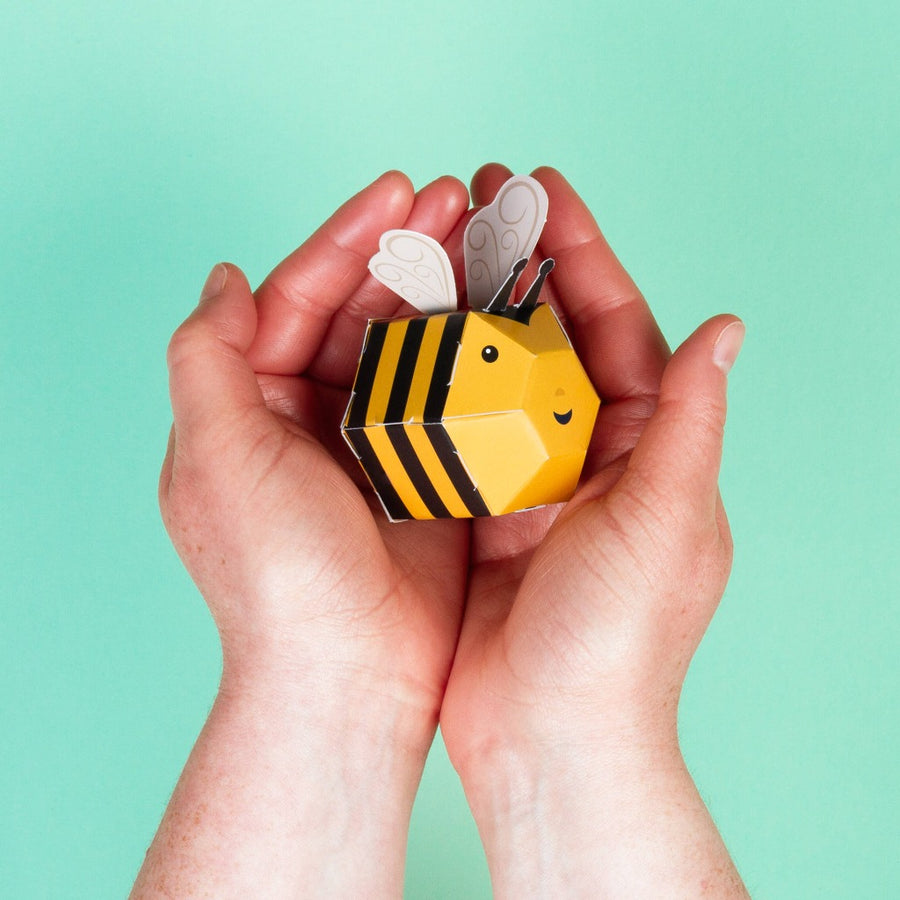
[
  {"x1": 685, "y1": 393, "x2": 727, "y2": 445},
  {"x1": 165, "y1": 319, "x2": 201, "y2": 370},
  {"x1": 660, "y1": 391, "x2": 726, "y2": 444}
]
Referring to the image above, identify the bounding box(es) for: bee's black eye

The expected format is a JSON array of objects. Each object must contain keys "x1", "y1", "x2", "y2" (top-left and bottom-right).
[{"x1": 481, "y1": 345, "x2": 499, "y2": 363}]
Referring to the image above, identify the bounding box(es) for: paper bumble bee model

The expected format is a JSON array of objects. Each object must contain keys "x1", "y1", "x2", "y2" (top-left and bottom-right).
[{"x1": 341, "y1": 174, "x2": 600, "y2": 521}]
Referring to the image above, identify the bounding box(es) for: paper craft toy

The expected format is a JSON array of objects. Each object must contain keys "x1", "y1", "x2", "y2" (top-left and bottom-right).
[{"x1": 341, "y1": 175, "x2": 600, "y2": 521}]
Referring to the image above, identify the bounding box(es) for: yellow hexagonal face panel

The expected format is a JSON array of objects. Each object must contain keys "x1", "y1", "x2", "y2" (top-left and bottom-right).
[
  {"x1": 341, "y1": 304, "x2": 600, "y2": 521},
  {"x1": 444, "y1": 304, "x2": 599, "y2": 515}
]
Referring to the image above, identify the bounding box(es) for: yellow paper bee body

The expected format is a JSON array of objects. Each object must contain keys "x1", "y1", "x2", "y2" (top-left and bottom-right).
[{"x1": 341, "y1": 176, "x2": 600, "y2": 521}]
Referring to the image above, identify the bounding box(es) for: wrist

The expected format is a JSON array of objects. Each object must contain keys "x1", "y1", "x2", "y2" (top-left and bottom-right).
[
  {"x1": 215, "y1": 605, "x2": 449, "y2": 734},
  {"x1": 217, "y1": 644, "x2": 441, "y2": 765},
  {"x1": 457, "y1": 720, "x2": 684, "y2": 838},
  {"x1": 134, "y1": 665, "x2": 435, "y2": 899},
  {"x1": 456, "y1": 725, "x2": 745, "y2": 898}
]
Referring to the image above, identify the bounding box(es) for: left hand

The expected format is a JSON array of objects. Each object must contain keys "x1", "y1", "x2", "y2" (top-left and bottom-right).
[
  {"x1": 160, "y1": 171, "x2": 472, "y2": 727},
  {"x1": 136, "y1": 172, "x2": 480, "y2": 899}
]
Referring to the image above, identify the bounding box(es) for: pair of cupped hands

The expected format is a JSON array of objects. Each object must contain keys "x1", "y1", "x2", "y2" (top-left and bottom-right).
[{"x1": 154, "y1": 163, "x2": 746, "y2": 895}]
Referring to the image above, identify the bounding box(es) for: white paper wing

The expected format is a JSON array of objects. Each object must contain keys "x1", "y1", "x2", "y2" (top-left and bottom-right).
[
  {"x1": 464, "y1": 175, "x2": 549, "y2": 309},
  {"x1": 368, "y1": 230, "x2": 457, "y2": 314}
]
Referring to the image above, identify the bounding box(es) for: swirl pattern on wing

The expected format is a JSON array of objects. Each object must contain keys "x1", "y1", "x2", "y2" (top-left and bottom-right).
[
  {"x1": 464, "y1": 175, "x2": 549, "y2": 309},
  {"x1": 368, "y1": 230, "x2": 458, "y2": 314}
]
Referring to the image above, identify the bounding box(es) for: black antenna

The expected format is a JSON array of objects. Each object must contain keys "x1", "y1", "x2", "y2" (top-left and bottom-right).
[
  {"x1": 484, "y1": 258, "x2": 528, "y2": 313},
  {"x1": 514, "y1": 258, "x2": 555, "y2": 321}
]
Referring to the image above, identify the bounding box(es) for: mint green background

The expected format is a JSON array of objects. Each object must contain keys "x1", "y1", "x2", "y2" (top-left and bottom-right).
[{"x1": 2, "y1": 1, "x2": 897, "y2": 896}]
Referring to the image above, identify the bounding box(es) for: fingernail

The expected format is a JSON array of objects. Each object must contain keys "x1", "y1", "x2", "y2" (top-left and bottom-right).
[
  {"x1": 712, "y1": 320, "x2": 745, "y2": 374},
  {"x1": 199, "y1": 263, "x2": 227, "y2": 303}
]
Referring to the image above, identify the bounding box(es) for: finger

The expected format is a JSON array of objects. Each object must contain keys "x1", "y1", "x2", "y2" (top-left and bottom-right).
[
  {"x1": 620, "y1": 315, "x2": 745, "y2": 520},
  {"x1": 330, "y1": 175, "x2": 469, "y2": 323},
  {"x1": 247, "y1": 171, "x2": 416, "y2": 376},
  {"x1": 167, "y1": 263, "x2": 265, "y2": 447},
  {"x1": 470, "y1": 161, "x2": 514, "y2": 206},
  {"x1": 442, "y1": 206, "x2": 477, "y2": 306},
  {"x1": 530, "y1": 166, "x2": 670, "y2": 404},
  {"x1": 308, "y1": 175, "x2": 470, "y2": 386}
]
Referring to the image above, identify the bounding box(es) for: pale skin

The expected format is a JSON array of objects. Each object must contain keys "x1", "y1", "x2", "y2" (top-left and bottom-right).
[{"x1": 131, "y1": 165, "x2": 749, "y2": 898}]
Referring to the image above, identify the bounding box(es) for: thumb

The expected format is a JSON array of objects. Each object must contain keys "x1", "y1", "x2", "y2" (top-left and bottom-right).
[
  {"x1": 166, "y1": 263, "x2": 264, "y2": 447},
  {"x1": 621, "y1": 315, "x2": 745, "y2": 521}
]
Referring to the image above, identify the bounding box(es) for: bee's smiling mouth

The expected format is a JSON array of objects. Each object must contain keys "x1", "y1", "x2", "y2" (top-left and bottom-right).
[{"x1": 554, "y1": 408, "x2": 573, "y2": 425}]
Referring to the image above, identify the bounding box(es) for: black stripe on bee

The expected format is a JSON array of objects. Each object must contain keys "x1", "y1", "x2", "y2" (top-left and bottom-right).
[
  {"x1": 385, "y1": 316, "x2": 427, "y2": 423},
  {"x1": 343, "y1": 426, "x2": 411, "y2": 521},
  {"x1": 385, "y1": 424, "x2": 452, "y2": 518},
  {"x1": 423, "y1": 423, "x2": 491, "y2": 517},
  {"x1": 424, "y1": 314, "x2": 466, "y2": 423},
  {"x1": 346, "y1": 320, "x2": 389, "y2": 429}
]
